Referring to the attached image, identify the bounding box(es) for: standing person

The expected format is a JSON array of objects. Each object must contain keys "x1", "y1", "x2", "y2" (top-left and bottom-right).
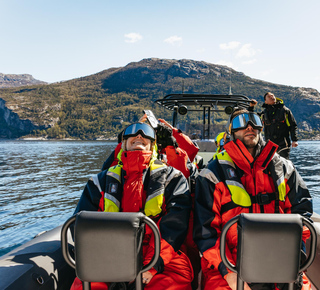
[
  {"x1": 193, "y1": 108, "x2": 313, "y2": 290},
  {"x1": 71, "y1": 122, "x2": 193, "y2": 290},
  {"x1": 261, "y1": 92, "x2": 298, "y2": 159}
]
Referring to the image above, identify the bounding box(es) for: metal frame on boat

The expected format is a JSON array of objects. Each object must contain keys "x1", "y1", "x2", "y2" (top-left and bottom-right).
[{"x1": 155, "y1": 93, "x2": 251, "y2": 139}]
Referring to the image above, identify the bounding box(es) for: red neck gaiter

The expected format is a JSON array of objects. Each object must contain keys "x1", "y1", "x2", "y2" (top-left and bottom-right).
[{"x1": 121, "y1": 150, "x2": 152, "y2": 212}]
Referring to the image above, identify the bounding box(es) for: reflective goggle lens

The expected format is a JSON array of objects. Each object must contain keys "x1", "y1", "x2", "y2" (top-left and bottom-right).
[
  {"x1": 231, "y1": 113, "x2": 263, "y2": 132},
  {"x1": 123, "y1": 123, "x2": 156, "y2": 141},
  {"x1": 219, "y1": 138, "x2": 224, "y2": 146}
]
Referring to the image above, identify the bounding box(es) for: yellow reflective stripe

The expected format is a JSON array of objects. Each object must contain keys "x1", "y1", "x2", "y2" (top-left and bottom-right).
[
  {"x1": 145, "y1": 189, "x2": 164, "y2": 217},
  {"x1": 107, "y1": 165, "x2": 121, "y2": 183},
  {"x1": 104, "y1": 159, "x2": 165, "y2": 216},
  {"x1": 285, "y1": 113, "x2": 290, "y2": 127},
  {"x1": 105, "y1": 165, "x2": 122, "y2": 212},
  {"x1": 104, "y1": 193, "x2": 120, "y2": 212},
  {"x1": 150, "y1": 162, "x2": 165, "y2": 173},
  {"x1": 276, "y1": 175, "x2": 286, "y2": 201},
  {"x1": 151, "y1": 144, "x2": 158, "y2": 162},
  {"x1": 226, "y1": 180, "x2": 252, "y2": 207},
  {"x1": 145, "y1": 161, "x2": 165, "y2": 216},
  {"x1": 216, "y1": 152, "x2": 236, "y2": 169},
  {"x1": 216, "y1": 152, "x2": 251, "y2": 207},
  {"x1": 116, "y1": 148, "x2": 123, "y2": 163}
]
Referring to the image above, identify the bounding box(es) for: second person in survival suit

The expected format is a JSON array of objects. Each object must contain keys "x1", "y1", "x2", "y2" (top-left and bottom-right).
[{"x1": 193, "y1": 108, "x2": 312, "y2": 290}]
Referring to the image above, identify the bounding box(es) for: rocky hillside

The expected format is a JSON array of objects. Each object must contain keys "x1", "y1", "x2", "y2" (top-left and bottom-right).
[
  {"x1": 0, "y1": 58, "x2": 319, "y2": 139},
  {"x1": 0, "y1": 73, "x2": 47, "y2": 88}
]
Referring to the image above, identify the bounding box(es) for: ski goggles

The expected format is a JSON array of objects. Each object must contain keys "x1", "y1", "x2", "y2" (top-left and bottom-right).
[
  {"x1": 231, "y1": 112, "x2": 263, "y2": 132},
  {"x1": 123, "y1": 123, "x2": 156, "y2": 141}
]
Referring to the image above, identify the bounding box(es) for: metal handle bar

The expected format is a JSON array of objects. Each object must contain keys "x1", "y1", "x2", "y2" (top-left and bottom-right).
[
  {"x1": 61, "y1": 213, "x2": 161, "y2": 272},
  {"x1": 220, "y1": 214, "x2": 317, "y2": 274}
]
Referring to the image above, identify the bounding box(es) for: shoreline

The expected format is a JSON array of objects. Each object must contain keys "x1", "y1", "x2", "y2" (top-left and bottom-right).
[{"x1": 1, "y1": 137, "x2": 320, "y2": 142}]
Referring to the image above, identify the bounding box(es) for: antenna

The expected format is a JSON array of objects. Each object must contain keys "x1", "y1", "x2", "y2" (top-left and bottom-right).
[{"x1": 229, "y1": 74, "x2": 232, "y2": 95}]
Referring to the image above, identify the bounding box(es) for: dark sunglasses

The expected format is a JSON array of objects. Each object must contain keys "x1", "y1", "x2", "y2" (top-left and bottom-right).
[
  {"x1": 231, "y1": 113, "x2": 263, "y2": 132},
  {"x1": 123, "y1": 123, "x2": 156, "y2": 141}
]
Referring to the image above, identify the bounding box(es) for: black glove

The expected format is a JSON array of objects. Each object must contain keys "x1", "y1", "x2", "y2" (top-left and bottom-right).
[{"x1": 156, "y1": 123, "x2": 177, "y2": 149}]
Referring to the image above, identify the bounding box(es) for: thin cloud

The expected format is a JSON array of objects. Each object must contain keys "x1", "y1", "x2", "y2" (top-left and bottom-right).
[
  {"x1": 164, "y1": 35, "x2": 183, "y2": 46},
  {"x1": 236, "y1": 44, "x2": 257, "y2": 58},
  {"x1": 219, "y1": 41, "x2": 241, "y2": 50},
  {"x1": 124, "y1": 33, "x2": 143, "y2": 43},
  {"x1": 242, "y1": 59, "x2": 257, "y2": 65}
]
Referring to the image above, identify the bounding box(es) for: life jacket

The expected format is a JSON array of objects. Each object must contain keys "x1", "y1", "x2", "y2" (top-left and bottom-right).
[
  {"x1": 216, "y1": 139, "x2": 287, "y2": 214},
  {"x1": 102, "y1": 151, "x2": 168, "y2": 217}
]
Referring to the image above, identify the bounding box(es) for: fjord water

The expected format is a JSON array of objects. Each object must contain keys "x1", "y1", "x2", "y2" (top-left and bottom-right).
[
  {"x1": 1, "y1": 140, "x2": 320, "y2": 256},
  {"x1": 0, "y1": 140, "x2": 117, "y2": 256}
]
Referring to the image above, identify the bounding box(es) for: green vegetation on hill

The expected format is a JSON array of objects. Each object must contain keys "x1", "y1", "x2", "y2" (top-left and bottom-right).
[{"x1": 0, "y1": 58, "x2": 319, "y2": 140}]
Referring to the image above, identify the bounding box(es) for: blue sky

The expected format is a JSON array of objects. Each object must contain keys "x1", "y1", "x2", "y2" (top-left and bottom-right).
[{"x1": 1, "y1": 0, "x2": 320, "y2": 92}]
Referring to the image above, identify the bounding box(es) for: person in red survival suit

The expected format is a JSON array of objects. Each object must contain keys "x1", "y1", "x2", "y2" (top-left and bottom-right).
[
  {"x1": 193, "y1": 109, "x2": 313, "y2": 290},
  {"x1": 100, "y1": 117, "x2": 200, "y2": 289},
  {"x1": 70, "y1": 122, "x2": 193, "y2": 290}
]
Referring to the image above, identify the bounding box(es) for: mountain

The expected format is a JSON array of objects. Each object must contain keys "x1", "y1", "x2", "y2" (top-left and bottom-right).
[
  {"x1": 0, "y1": 58, "x2": 319, "y2": 140},
  {"x1": 0, "y1": 73, "x2": 47, "y2": 88}
]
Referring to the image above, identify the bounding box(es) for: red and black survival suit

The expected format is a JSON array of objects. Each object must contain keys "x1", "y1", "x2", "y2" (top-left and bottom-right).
[
  {"x1": 193, "y1": 138, "x2": 313, "y2": 290},
  {"x1": 71, "y1": 150, "x2": 194, "y2": 290}
]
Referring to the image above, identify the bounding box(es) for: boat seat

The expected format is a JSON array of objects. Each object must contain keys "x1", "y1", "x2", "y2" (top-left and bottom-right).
[
  {"x1": 220, "y1": 213, "x2": 317, "y2": 290},
  {"x1": 61, "y1": 211, "x2": 160, "y2": 290}
]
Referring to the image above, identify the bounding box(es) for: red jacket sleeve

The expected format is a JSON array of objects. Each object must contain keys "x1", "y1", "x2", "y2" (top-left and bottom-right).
[
  {"x1": 172, "y1": 128, "x2": 199, "y2": 162},
  {"x1": 164, "y1": 146, "x2": 190, "y2": 178}
]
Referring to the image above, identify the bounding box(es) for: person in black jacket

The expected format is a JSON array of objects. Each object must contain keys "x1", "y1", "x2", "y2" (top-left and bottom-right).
[{"x1": 261, "y1": 92, "x2": 298, "y2": 159}]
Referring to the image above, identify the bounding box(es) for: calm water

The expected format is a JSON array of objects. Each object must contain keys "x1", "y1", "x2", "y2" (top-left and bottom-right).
[{"x1": 1, "y1": 140, "x2": 320, "y2": 257}]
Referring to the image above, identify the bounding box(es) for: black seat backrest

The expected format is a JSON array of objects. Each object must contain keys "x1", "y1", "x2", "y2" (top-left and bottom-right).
[
  {"x1": 220, "y1": 213, "x2": 317, "y2": 290},
  {"x1": 237, "y1": 213, "x2": 302, "y2": 283},
  {"x1": 61, "y1": 211, "x2": 160, "y2": 290},
  {"x1": 74, "y1": 211, "x2": 144, "y2": 282}
]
